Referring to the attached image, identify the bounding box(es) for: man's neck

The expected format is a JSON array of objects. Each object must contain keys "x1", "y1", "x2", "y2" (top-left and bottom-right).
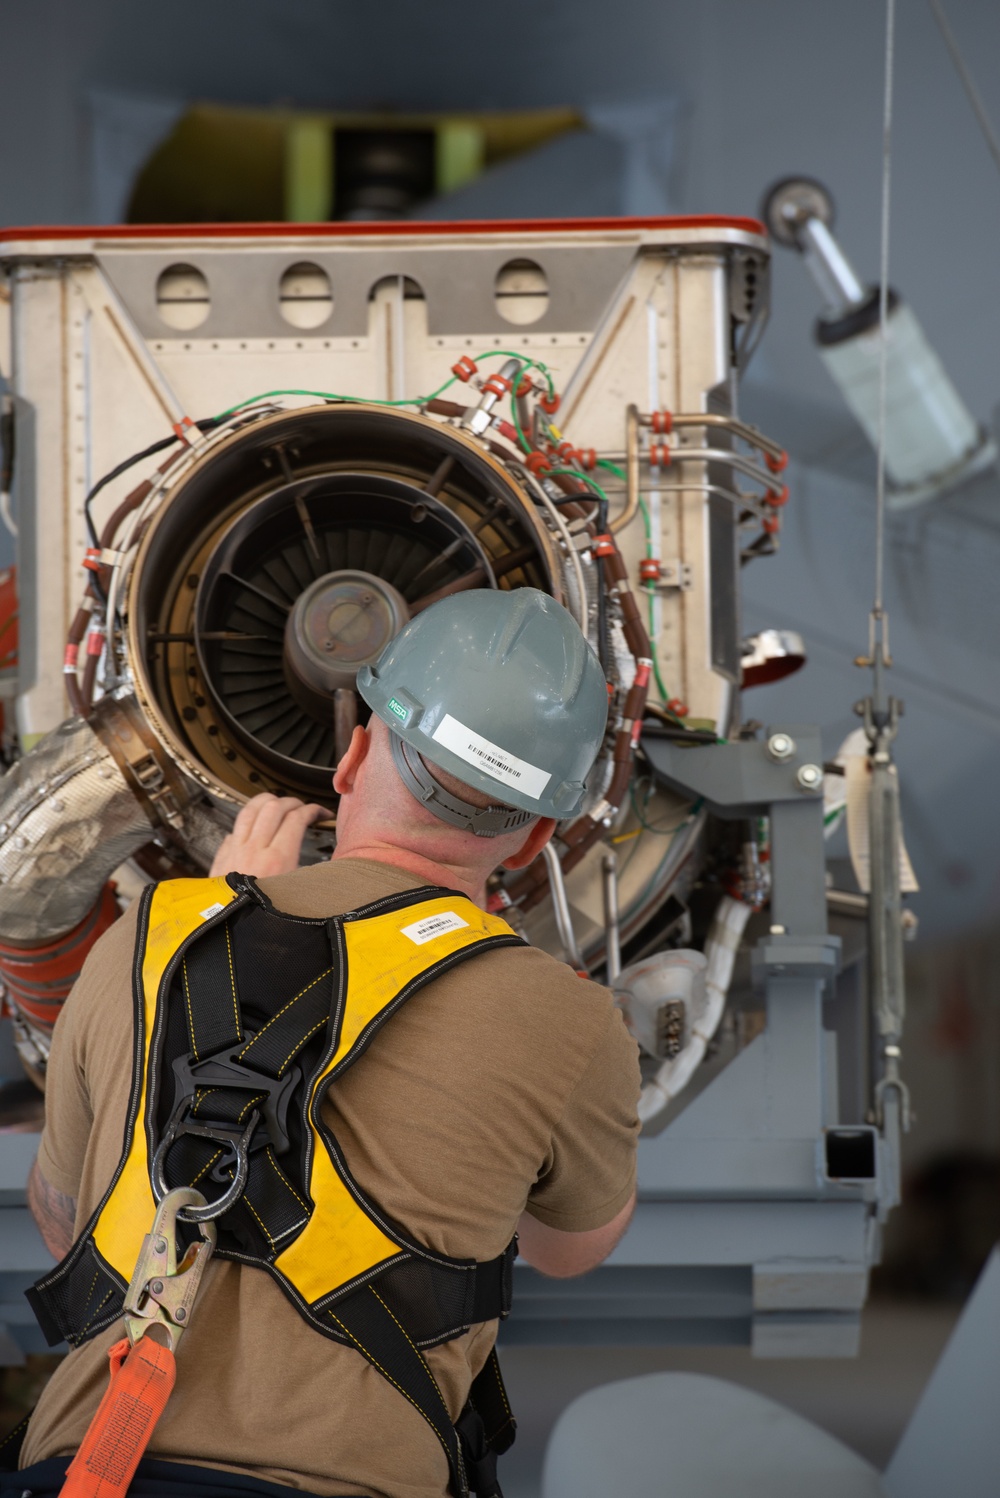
[{"x1": 331, "y1": 840, "x2": 487, "y2": 906}]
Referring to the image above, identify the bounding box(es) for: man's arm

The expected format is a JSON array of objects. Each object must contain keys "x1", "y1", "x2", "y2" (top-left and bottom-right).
[
  {"x1": 516, "y1": 1188, "x2": 636, "y2": 1278},
  {"x1": 27, "y1": 1157, "x2": 77, "y2": 1262}
]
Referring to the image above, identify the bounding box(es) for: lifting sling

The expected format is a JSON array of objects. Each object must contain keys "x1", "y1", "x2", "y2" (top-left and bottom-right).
[{"x1": 27, "y1": 874, "x2": 524, "y2": 1498}]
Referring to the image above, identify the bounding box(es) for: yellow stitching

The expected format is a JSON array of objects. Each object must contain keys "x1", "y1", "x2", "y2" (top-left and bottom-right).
[
  {"x1": 273, "y1": 1017, "x2": 326, "y2": 1076},
  {"x1": 224, "y1": 922, "x2": 241, "y2": 1037},
  {"x1": 189, "y1": 1149, "x2": 222, "y2": 1186},
  {"x1": 193, "y1": 1087, "x2": 220, "y2": 1115},
  {"x1": 369, "y1": 1287, "x2": 448, "y2": 1406},
  {"x1": 238, "y1": 1093, "x2": 266, "y2": 1121},
  {"x1": 489, "y1": 1351, "x2": 513, "y2": 1418},
  {"x1": 327, "y1": 1312, "x2": 452, "y2": 1462},
  {"x1": 79, "y1": 1287, "x2": 115, "y2": 1337},
  {"x1": 265, "y1": 1145, "x2": 309, "y2": 1212},
  {"x1": 182, "y1": 957, "x2": 199, "y2": 1062},
  {"x1": 237, "y1": 968, "x2": 333, "y2": 1058},
  {"x1": 242, "y1": 1193, "x2": 277, "y2": 1248},
  {"x1": 82, "y1": 1269, "x2": 100, "y2": 1312}
]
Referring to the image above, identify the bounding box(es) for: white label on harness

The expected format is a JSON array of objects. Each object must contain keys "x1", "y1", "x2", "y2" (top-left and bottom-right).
[
  {"x1": 199, "y1": 902, "x2": 225, "y2": 921},
  {"x1": 401, "y1": 911, "x2": 470, "y2": 945},
  {"x1": 430, "y1": 713, "x2": 551, "y2": 799}
]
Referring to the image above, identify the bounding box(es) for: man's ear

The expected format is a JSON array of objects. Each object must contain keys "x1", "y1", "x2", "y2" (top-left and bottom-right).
[
  {"x1": 333, "y1": 725, "x2": 371, "y2": 795},
  {"x1": 501, "y1": 816, "x2": 557, "y2": 870}
]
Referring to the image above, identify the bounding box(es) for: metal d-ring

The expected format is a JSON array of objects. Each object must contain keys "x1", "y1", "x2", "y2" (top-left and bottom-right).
[{"x1": 151, "y1": 1109, "x2": 260, "y2": 1223}]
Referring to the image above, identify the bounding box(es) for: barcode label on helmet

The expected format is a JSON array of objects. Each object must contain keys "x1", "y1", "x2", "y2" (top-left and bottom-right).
[
  {"x1": 401, "y1": 910, "x2": 470, "y2": 945},
  {"x1": 431, "y1": 713, "x2": 551, "y2": 799}
]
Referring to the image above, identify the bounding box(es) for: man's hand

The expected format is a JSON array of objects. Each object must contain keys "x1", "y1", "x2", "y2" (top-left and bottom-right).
[
  {"x1": 27, "y1": 1158, "x2": 77, "y2": 1262},
  {"x1": 209, "y1": 794, "x2": 328, "y2": 879},
  {"x1": 515, "y1": 1189, "x2": 636, "y2": 1278}
]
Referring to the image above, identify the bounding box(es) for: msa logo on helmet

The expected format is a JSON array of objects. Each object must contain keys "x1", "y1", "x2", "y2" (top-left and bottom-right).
[{"x1": 386, "y1": 696, "x2": 411, "y2": 724}]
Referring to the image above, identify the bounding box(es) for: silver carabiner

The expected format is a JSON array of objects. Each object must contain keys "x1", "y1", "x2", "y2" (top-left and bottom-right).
[{"x1": 151, "y1": 1109, "x2": 259, "y2": 1223}]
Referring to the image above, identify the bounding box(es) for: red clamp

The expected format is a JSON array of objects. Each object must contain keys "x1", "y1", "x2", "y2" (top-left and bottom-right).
[
  {"x1": 592, "y1": 533, "x2": 616, "y2": 559},
  {"x1": 650, "y1": 410, "x2": 673, "y2": 434},
  {"x1": 576, "y1": 448, "x2": 597, "y2": 471},
  {"x1": 525, "y1": 452, "x2": 553, "y2": 475},
  {"x1": 667, "y1": 697, "x2": 689, "y2": 718},
  {"x1": 556, "y1": 440, "x2": 582, "y2": 468},
  {"x1": 482, "y1": 373, "x2": 512, "y2": 398},
  {"x1": 639, "y1": 558, "x2": 661, "y2": 584},
  {"x1": 451, "y1": 356, "x2": 478, "y2": 382},
  {"x1": 540, "y1": 392, "x2": 561, "y2": 414},
  {"x1": 63, "y1": 643, "x2": 79, "y2": 671},
  {"x1": 515, "y1": 375, "x2": 534, "y2": 398},
  {"x1": 493, "y1": 420, "x2": 520, "y2": 444},
  {"x1": 765, "y1": 485, "x2": 790, "y2": 508},
  {"x1": 766, "y1": 449, "x2": 789, "y2": 474},
  {"x1": 648, "y1": 443, "x2": 672, "y2": 468},
  {"x1": 762, "y1": 515, "x2": 781, "y2": 535},
  {"x1": 82, "y1": 546, "x2": 103, "y2": 573}
]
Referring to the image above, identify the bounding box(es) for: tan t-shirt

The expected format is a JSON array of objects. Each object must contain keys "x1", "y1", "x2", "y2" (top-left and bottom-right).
[{"x1": 24, "y1": 858, "x2": 640, "y2": 1497}]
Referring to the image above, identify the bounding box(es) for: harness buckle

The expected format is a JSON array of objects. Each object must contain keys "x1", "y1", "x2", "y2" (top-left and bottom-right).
[
  {"x1": 151, "y1": 1107, "x2": 259, "y2": 1223},
  {"x1": 169, "y1": 1041, "x2": 302, "y2": 1154},
  {"x1": 122, "y1": 1187, "x2": 217, "y2": 1354}
]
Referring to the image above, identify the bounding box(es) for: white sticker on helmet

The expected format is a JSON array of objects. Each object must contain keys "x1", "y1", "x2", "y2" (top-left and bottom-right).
[
  {"x1": 431, "y1": 713, "x2": 551, "y2": 799},
  {"x1": 401, "y1": 910, "x2": 470, "y2": 945}
]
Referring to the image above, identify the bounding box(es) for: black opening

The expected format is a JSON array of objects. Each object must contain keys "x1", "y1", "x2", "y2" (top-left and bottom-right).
[
  {"x1": 826, "y1": 1128, "x2": 877, "y2": 1180},
  {"x1": 334, "y1": 128, "x2": 437, "y2": 220}
]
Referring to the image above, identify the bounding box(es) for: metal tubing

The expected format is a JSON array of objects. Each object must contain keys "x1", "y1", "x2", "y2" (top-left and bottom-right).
[
  {"x1": 638, "y1": 411, "x2": 786, "y2": 464},
  {"x1": 611, "y1": 404, "x2": 641, "y2": 534},
  {"x1": 602, "y1": 849, "x2": 622, "y2": 984},
  {"x1": 799, "y1": 217, "x2": 867, "y2": 312},
  {"x1": 542, "y1": 841, "x2": 585, "y2": 970}
]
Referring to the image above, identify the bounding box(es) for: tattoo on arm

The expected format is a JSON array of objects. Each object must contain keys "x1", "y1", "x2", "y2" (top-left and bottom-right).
[{"x1": 27, "y1": 1158, "x2": 77, "y2": 1262}]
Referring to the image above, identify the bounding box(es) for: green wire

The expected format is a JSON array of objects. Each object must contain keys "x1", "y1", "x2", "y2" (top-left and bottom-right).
[
  {"x1": 215, "y1": 349, "x2": 558, "y2": 423},
  {"x1": 635, "y1": 496, "x2": 673, "y2": 704},
  {"x1": 597, "y1": 457, "x2": 627, "y2": 482}
]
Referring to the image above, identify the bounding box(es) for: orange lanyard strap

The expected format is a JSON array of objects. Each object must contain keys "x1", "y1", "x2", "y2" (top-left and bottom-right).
[
  {"x1": 60, "y1": 1188, "x2": 216, "y2": 1498},
  {"x1": 60, "y1": 1335, "x2": 176, "y2": 1498}
]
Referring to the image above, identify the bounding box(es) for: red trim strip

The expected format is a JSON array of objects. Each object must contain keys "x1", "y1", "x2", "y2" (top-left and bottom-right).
[{"x1": 0, "y1": 213, "x2": 767, "y2": 245}]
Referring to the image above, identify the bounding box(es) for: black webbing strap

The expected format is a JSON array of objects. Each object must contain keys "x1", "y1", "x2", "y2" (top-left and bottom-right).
[
  {"x1": 0, "y1": 1412, "x2": 30, "y2": 1472},
  {"x1": 457, "y1": 1348, "x2": 517, "y2": 1498},
  {"x1": 159, "y1": 914, "x2": 337, "y2": 1249},
  {"x1": 327, "y1": 1285, "x2": 470, "y2": 1497}
]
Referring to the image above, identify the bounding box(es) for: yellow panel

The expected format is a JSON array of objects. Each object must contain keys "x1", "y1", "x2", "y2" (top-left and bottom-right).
[
  {"x1": 93, "y1": 877, "x2": 239, "y2": 1278},
  {"x1": 275, "y1": 896, "x2": 515, "y2": 1302},
  {"x1": 285, "y1": 118, "x2": 334, "y2": 223}
]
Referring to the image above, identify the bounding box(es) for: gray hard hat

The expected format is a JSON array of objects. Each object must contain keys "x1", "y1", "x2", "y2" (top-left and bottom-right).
[{"x1": 356, "y1": 588, "x2": 608, "y2": 829}]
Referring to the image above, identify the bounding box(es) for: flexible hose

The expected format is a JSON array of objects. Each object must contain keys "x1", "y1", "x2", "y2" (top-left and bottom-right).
[{"x1": 637, "y1": 895, "x2": 752, "y2": 1124}]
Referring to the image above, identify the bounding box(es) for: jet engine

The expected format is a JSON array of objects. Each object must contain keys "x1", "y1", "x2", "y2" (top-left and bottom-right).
[{"x1": 0, "y1": 218, "x2": 784, "y2": 1098}]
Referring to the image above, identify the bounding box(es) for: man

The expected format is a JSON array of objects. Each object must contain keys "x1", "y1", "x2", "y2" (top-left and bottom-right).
[{"x1": 18, "y1": 589, "x2": 640, "y2": 1498}]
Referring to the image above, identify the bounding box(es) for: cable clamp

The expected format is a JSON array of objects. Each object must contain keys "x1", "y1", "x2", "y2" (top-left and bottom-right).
[{"x1": 451, "y1": 356, "x2": 478, "y2": 383}]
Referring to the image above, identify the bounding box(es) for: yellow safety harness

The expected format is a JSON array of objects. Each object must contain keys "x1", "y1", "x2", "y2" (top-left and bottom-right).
[{"x1": 29, "y1": 873, "x2": 524, "y2": 1497}]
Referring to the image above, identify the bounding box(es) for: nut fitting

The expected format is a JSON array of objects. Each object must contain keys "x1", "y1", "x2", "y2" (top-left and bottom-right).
[{"x1": 766, "y1": 732, "x2": 796, "y2": 761}]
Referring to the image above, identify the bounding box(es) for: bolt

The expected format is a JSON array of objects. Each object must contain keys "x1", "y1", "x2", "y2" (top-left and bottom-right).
[
  {"x1": 150, "y1": 1279, "x2": 164, "y2": 1294},
  {"x1": 175, "y1": 1307, "x2": 187, "y2": 1321},
  {"x1": 154, "y1": 1238, "x2": 167, "y2": 1254},
  {"x1": 797, "y1": 763, "x2": 823, "y2": 791},
  {"x1": 767, "y1": 732, "x2": 795, "y2": 761}
]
